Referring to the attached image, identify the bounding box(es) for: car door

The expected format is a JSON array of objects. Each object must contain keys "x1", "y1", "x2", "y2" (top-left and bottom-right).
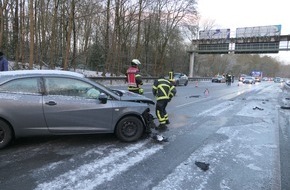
[
  {"x1": 42, "y1": 77, "x2": 114, "y2": 133},
  {"x1": 0, "y1": 77, "x2": 47, "y2": 134}
]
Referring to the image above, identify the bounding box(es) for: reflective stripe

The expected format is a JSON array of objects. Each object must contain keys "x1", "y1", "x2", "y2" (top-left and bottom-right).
[
  {"x1": 153, "y1": 78, "x2": 175, "y2": 100},
  {"x1": 156, "y1": 97, "x2": 168, "y2": 101},
  {"x1": 157, "y1": 110, "x2": 166, "y2": 123}
]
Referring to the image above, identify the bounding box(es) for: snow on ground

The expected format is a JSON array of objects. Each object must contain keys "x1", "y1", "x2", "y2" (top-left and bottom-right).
[
  {"x1": 152, "y1": 84, "x2": 281, "y2": 190},
  {"x1": 31, "y1": 83, "x2": 283, "y2": 190},
  {"x1": 5, "y1": 62, "x2": 282, "y2": 190},
  {"x1": 34, "y1": 142, "x2": 163, "y2": 190}
]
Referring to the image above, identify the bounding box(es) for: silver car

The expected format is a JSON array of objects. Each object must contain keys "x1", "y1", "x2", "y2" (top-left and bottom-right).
[
  {"x1": 243, "y1": 76, "x2": 256, "y2": 84},
  {"x1": 0, "y1": 70, "x2": 155, "y2": 149},
  {"x1": 165, "y1": 73, "x2": 188, "y2": 86},
  {"x1": 173, "y1": 73, "x2": 189, "y2": 86}
]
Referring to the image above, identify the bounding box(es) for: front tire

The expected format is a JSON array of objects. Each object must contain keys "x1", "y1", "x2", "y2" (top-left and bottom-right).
[
  {"x1": 0, "y1": 120, "x2": 13, "y2": 149},
  {"x1": 115, "y1": 116, "x2": 144, "y2": 142}
]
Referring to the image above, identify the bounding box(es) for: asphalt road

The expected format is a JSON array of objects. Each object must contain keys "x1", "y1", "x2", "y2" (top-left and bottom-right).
[{"x1": 0, "y1": 80, "x2": 289, "y2": 190}]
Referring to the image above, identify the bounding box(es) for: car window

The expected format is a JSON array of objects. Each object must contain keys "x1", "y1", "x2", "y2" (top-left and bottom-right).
[
  {"x1": 44, "y1": 77, "x2": 101, "y2": 99},
  {"x1": 0, "y1": 78, "x2": 40, "y2": 95}
]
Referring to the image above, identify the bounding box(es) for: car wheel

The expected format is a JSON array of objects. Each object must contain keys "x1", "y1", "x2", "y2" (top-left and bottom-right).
[
  {"x1": 184, "y1": 81, "x2": 188, "y2": 86},
  {"x1": 115, "y1": 116, "x2": 144, "y2": 142},
  {"x1": 0, "y1": 120, "x2": 13, "y2": 149}
]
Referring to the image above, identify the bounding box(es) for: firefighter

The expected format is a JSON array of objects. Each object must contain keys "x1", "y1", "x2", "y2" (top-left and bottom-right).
[
  {"x1": 126, "y1": 59, "x2": 144, "y2": 94},
  {"x1": 152, "y1": 75, "x2": 176, "y2": 130},
  {"x1": 226, "y1": 73, "x2": 232, "y2": 85}
]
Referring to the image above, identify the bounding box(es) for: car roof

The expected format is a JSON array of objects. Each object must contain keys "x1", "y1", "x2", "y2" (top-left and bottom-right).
[
  {"x1": 174, "y1": 73, "x2": 186, "y2": 75},
  {"x1": 0, "y1": 70, "x2": 85, "y2": 78}
]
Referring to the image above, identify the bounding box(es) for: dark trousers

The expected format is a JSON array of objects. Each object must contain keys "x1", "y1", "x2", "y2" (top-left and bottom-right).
[{"x1": 156, "y1": 99, "x2": 169, "y2": 124}]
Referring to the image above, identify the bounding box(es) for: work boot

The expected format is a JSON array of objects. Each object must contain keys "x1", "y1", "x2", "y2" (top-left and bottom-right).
[{"x1": 156, "y1": 124, "x2": 168, "y2": 131}]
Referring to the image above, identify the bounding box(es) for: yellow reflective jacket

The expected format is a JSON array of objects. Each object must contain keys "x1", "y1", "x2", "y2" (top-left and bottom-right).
[{"x1": 152, "y1": 78, "x2": 176, "y2": 101}]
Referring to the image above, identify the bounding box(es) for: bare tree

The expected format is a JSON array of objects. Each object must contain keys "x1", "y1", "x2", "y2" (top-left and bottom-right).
[
  {"x1": 0, "y1": 0, "x2": 8, "y2": 49},
  {"x1": 14, "y1": 0, "x2": 19, "y2": 66},
  {"x1": 3, "y1": 0, "x2": 286, "y2": 78},
  {"x1": 49, "y1": 0, "x2": 60, "y2": 69},
  {"x1": 29, "y1": 0, "x2": 34, "y2": 69},
  {"x1": 63, "y1": 0, "x2": 75, "y2": 70}
]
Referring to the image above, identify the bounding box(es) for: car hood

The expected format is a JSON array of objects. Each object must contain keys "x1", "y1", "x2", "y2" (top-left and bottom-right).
[{"x1": 112, "y1": 89, "x2": 155, "y2": 105}]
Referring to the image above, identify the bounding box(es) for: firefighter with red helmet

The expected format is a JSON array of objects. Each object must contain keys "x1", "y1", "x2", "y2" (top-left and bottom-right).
[{"x1": 126, "y1": 59, "x2": 144, "y2": 94}]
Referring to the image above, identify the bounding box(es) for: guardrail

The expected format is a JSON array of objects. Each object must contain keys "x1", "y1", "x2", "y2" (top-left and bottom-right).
[{"x1": 88, "y1": 76, "x2": 212, "y2": 85}]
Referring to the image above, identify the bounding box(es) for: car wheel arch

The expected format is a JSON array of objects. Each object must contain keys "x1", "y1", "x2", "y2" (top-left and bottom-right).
[{"x1": 114, "y1": 114, "x2": 145, "y2": 142}]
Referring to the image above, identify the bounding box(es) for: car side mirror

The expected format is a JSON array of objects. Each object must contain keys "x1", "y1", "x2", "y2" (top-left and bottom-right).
[{"x1": 98, "y1": 93, "x2": 108, "y2": 104}]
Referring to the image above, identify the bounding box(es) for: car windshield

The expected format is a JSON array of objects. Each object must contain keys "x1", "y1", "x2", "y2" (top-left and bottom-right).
[{"x1": 87, "y1": 77, "x2": 117, "y2": 93}]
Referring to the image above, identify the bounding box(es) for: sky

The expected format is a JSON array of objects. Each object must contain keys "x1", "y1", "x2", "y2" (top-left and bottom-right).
[{"x1": 197, "y1": 0, "x2": 290, "y2": 64}]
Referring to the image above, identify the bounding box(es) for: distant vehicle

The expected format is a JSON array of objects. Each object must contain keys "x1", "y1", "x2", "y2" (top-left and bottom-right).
[
  {"x1": 250, "y1": 70, "x2": 263, "y2": 82},
  {"x1": 166, "y1": 73, "x2": 188, "y2": 86},
  {"x1": 0, "y1": 70, "x2": 155, "y2": 149},
  {"x1": 243, "y1": 76, "x2": 256, "y2": 84},
  {"x1": 212, "y1": 75, "x2": 226, "y2": 83},
  {"x1": 262, "y1": 77, "x2": 269, "y2": 81},
  {"x1": 274, "y1": 77, "x2": 283, "y2": 83},
  {"x1": 239, "y1": 74, "x2": 247, "y2": 81}
]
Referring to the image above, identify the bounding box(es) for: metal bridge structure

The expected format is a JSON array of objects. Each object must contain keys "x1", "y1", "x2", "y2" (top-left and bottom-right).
[{"x1": 187, "y1": 25, "x2": 290, "y2": 77}]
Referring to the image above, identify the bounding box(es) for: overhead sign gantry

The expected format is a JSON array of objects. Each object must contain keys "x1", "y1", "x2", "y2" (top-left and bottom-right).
[
  {"x1": 187, "y1": 25, "x2": 290, "y2": 77},
  {"x1": 198, "y1": 29, "x2": 231, "y2": 54},
  {"x1": 235, "y1": 25, "x2": 281, "y2": 53}
]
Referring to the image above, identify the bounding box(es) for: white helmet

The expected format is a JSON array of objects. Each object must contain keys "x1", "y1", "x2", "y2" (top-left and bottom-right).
[{"x1": 131, "y1": 59, "x2": 141, "y2": 65}]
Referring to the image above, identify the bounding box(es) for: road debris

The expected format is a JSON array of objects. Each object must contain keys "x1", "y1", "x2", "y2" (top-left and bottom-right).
[
  {"x1": 189, "y1": 95, "x2": 200, "y2": 98},
  {"x1": 195, "y1": 161, "x2": 210, "y2": 171},
  {"x1": 253, "y1": 106, "x2": 264, "y2": 110},
  {"x1": 152, "y1": 134, "x2": 169, "y2": 143}
]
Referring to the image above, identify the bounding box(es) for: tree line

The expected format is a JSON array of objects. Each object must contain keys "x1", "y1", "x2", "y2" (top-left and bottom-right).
[
  {"x1": 0, "y1": 0, "x2": 198, "y2": 76},
  {"x1": 0, "y1": 0, "x2": 289, "y2": 78},
  {"x1": 195, "y1": 54, "x2": 290, "y2": 78}
]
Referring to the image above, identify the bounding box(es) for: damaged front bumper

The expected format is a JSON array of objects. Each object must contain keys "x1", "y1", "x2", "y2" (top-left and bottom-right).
[{"x1": 142, "y1": 108, "x2": 157, "y2": 133}]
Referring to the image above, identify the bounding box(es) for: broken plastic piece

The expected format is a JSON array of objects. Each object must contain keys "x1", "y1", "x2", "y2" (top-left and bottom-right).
[
  {"x1": 152, "y1": 134, "x2": 169, "y2": 142},
  {"x1": 253, "y1": 106, "x2": 264, "y2": 110},
  {"x1": 195, "y1": 161, "x2": 210, "y2": 171}
]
